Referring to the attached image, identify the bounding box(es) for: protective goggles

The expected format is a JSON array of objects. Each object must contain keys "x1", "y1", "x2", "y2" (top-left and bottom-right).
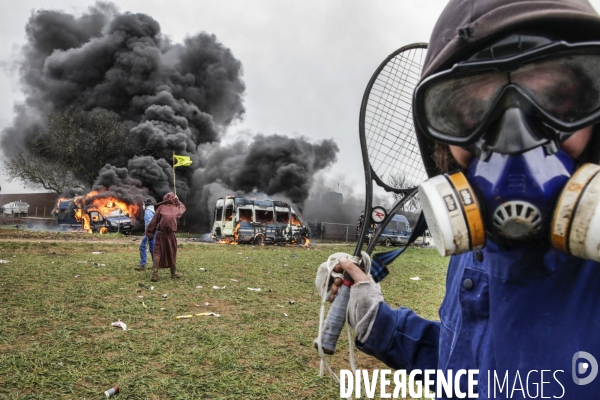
[{"x1": 413, "y1": 41, "x2": 600, "y2": 145}]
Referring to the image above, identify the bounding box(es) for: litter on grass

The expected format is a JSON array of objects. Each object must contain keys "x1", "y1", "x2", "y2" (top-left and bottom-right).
[
  {"x1": 104, "y1": 385, "x2": 119, "y2": 398},
  {"x1": 289, "y1": 300, "x2": 296, "y2": 305},
  {"x1": 410, "y1": 276, "x2": 421, "y2": 281},
  {"x1": 196, "y1": 286, "x2": 203, "y2": 289},
  {"x1": 142, "y1": 302, "x2": 147, "y2": 308},
  {"x1": 204, "y1": 302, "x2": 210, "y2": 307},
  {"x1": 197, "y1": 312, "x2": 220, "y2": 317},
  {"x1": 212, "y1": 286, "x2": 226, "y2": 290},
  {"x1": 111, "y1": 320, "x2": 127, "y2": 330},
  {"x1": 91, "y1": 252, "x2": 105, "y2": 254},
  {"x1": 284, "y1": 313, "x2": 288, "y2": 317},
  {"x1": 75, "y1": 274, "x2": 81, "y2": 278},
  {"x1": 247, "y1": 287, "x2": 261, "y2": 292},
  {"x1": 162, "y1": 294, "x2": 168, "y2": 298},
  {"x1": 230, "y1": 279, "x2": 239, "y2": 282},
  {"x1": 199, "y1": 268, "x2": 206, "y2": 272},
  {"x1": 176, "y1": 312, "x2": 220, "y2": 319},
  {"x1": 0, "y1": 260, "x2": 10, "y2": 264}
]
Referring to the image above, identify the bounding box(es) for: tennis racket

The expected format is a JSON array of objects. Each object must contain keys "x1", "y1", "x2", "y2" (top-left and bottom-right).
[{"x1": 317, "y1": 42, "x2": 429, "y2": 356}]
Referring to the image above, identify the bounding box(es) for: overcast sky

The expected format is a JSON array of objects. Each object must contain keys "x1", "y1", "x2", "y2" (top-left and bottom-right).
[{"x1": 2, "y1": 0, "x2": 599, "y2": 196}]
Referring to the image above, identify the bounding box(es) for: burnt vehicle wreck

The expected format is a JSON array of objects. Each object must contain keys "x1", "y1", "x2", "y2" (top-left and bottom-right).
[
  {"x1": 55, "y1": 198, "x2": 134, "y2": 235},
  {"x1": 212, "y1": 197, "x2": 309, "y2": 245}
]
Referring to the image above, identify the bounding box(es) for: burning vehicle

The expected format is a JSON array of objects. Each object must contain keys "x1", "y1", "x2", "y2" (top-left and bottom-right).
[
  {"x1": 55, "y1": 192, "x2": 138, "y2": 234},
  {"x1": 212, "y1": 197, "x2": 309, "y2": 245}
]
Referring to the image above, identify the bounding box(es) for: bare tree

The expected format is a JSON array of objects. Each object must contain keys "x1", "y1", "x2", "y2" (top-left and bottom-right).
[
  {"x1": 4, "y1": 150, "x2": 84, "y2": 193},
  {"x1": 388, "y1": 171, "x2": 421, "y2": 212},
  {"x1": 4, "y1": 107, "x2": 133, "y2": 191}
]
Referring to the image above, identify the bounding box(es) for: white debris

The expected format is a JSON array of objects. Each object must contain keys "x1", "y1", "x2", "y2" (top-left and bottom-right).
[
  {"x1": 212, "y1": 286, "x2": 226, "y2": 290},
  {"x1": 196, "y1": 312, "x2": 220, "y2": 317},
  {"x1": 111, "y1": 320, "x2": 127, "y2": 330},
  {"x1": 0, "y1": 260, "x2": 11, "y2": 264},
  {"x1": 196, "y1": 286, "x2": 203, "y2": 289},
  {"x1": 247, "y1": 287, "x2": 261, "y2": 292},
  {"x1": 409, "y1": 276, "x2": 421, "y2": 281}
]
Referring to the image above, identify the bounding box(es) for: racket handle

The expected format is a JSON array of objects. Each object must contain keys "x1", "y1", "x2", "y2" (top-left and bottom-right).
[{"x1": 316, "y1": 282, "x2": 351, "y2": 355}]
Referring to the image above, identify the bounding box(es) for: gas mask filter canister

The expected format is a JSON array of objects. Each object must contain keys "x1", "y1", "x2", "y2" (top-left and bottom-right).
[
  {"x1": 552, "y1": 163, "x2": 600, "y2": 262},
  {"x1": 419, "y1": 172, "x2": 485, "y2": 256},
  {"x1": 420, "y1": 157, "x2": 600, "y2": 262}
]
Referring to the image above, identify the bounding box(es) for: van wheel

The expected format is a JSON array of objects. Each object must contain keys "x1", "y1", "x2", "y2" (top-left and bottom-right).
[
  {"x1": 298, "y1": 236, "x2": 306, "y2": 246},
  {"x1": 254, "y1": 234, "x2": 265, "y2": 246},
  {"x1": 385, "y1": 238, "x2": 392, "y2": 247}
]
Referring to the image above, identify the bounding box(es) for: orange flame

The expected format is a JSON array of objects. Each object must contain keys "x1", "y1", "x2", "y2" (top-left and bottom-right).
[
  {"x1": 291, "y1": 214, "x2": 302, "y2": 226},
  {"x1": 56, "y1": 190, "x2": 140, "y2": 234},
  {"x1": 231, "y1": 223, "x2": 240, "y2": 245}
]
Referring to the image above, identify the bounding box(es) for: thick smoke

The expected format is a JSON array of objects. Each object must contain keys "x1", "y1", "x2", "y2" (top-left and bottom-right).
[{"x1": 2, "y1": 2, "x2": 339, "y2": 230}]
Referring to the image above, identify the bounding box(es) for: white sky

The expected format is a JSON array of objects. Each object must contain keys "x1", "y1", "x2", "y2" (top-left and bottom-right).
[{"x1": 1, "y1": 0, "x2": 599, "y2": 196}]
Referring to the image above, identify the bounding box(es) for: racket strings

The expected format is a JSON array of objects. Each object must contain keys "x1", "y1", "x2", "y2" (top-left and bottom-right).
[{"x1": 365, "y1": 47, "x2": 428, "y2": 188}]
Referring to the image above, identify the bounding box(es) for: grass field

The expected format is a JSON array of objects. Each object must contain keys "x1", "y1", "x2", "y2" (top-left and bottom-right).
[{"x1": 0, "y1": 228, "x2": 448, "y2": 399}]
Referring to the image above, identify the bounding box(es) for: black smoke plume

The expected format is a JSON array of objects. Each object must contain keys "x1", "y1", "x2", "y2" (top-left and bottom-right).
[{"x1": 2, "y1": 2, "x2": 338, "y2": 230}]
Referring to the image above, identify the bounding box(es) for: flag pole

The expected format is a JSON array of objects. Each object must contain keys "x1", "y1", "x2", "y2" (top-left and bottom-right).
[{"x1": 173, "y1": 151, "x2": 176, "y2": 196}]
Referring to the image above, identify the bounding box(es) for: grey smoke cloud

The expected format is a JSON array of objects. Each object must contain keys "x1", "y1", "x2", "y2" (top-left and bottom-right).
[{"x1": 2, "y1": 2, "x2": 339, "y2": 230}]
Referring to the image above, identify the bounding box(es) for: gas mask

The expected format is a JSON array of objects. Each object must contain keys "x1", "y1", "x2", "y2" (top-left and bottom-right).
[{"x1": 413, "y1": 35, "x2": 600, "y2": 261}]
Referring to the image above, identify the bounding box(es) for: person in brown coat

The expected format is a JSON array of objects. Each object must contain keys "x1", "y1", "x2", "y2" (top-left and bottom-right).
[{"x1": 145, "y1": 192, "x2": 186, "y2": 281}]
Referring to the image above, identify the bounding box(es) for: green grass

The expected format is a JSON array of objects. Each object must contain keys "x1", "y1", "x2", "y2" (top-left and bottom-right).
[{"x1": 0, "y1": 237, "x2": 447, "y2": 399}]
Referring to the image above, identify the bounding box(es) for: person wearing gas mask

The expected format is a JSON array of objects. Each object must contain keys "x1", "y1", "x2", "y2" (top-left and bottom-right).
[
  {"x1": 135, "y1": 198, "x2": 156, "y2": 271},
  {"x1": 328, "y1": 0, "x2": 600, "y2": 397}
]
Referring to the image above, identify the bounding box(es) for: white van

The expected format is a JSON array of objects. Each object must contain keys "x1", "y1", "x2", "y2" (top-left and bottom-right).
[{"x1": 213, "y1": 197, "x2": 309, "y2": 245}]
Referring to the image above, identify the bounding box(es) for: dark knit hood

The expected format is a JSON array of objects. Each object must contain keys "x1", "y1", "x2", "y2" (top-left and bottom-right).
[{"x1": 416, "y1": 0, "x2": 600, "y2": 176}]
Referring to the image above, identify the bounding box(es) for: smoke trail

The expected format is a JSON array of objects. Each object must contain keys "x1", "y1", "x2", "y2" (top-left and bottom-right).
[{"x1": 2, "y1": 2, "x2": 338, "y2": 230}]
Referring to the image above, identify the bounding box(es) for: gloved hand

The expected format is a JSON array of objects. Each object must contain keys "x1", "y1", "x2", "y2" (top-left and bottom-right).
[{"x1": 315, "y1": 252, "x2": 383, "y2": 343}]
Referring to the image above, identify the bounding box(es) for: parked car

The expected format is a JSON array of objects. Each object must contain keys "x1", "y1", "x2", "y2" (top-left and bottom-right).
[
  {"x1": 413, "y1": 229, "x2": 433, "y2": 247},
  {"x1": 212, "y1": 197, "x2": 309, "y2": 245},
  {"x1": 1, "y1": 201, "x2": 29, "y2": 217},
  {"x1": 369, "y1": 214, "x2": 411, "y2": 247}
]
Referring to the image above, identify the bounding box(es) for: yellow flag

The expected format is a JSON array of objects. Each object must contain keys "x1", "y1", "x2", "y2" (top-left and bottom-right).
[{"x1": 173, "y1": 155, "x2": 193, "y2": 167}]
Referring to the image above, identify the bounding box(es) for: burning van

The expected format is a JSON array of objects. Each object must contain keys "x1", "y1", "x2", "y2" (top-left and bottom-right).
[
  {"x1": 55, "y1": 197, "x2": 135, "y2": 234},
  {"x1": 212, "y1": 197, "x2": 309, "y2": 245}
]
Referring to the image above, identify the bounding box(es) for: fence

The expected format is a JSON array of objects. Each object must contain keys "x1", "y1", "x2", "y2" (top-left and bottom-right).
[{"x1": 313, "y1": 222, "x2": 358, "y2": 242}]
